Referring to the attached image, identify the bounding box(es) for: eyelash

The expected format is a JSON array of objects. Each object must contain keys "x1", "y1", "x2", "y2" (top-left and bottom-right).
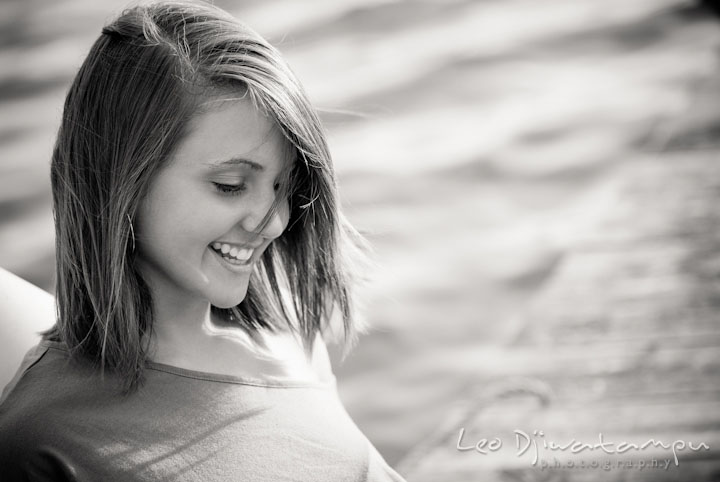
[
  {"x1": 213, "y1": 182, "x2": 282, "y2": 197},
  {"x1": 213, "y1": 182, "x2": 247, "y2": 196}
]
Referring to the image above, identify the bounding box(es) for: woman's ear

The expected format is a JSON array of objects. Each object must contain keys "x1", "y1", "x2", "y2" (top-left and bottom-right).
[{"x1": 0, "y1": 267, "x2": 55, "y2": 390}]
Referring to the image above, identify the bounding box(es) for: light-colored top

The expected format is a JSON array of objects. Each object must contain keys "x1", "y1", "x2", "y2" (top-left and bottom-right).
[{"x1": 0, "y1": 340, "x2": 406, "y2": 481}]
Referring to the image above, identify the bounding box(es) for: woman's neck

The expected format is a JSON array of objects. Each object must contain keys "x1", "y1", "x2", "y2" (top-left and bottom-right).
[{"x1": 146, "y1": 299, "x2": 321, "y2": 382}]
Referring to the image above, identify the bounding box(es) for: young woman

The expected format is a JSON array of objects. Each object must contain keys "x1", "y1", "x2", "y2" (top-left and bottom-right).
[{"x1": 0, "y1": 2, "x2": 406, "y2": 480}]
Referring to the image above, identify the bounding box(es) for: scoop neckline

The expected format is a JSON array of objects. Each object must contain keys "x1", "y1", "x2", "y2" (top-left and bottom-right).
[
  {"x1": 41, "y1": 339, "x2": 336, "y2": 390},
  {"x1": 145, "y1": 359, "x2": 336, "y2": 389}
]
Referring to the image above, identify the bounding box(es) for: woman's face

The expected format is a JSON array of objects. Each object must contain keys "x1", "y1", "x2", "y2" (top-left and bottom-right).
[{"x1": 135, "y1": 97, "x2": 291, "y2": 311}]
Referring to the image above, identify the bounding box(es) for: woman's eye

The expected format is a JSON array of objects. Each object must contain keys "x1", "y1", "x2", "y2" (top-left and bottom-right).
[
  {"x1": 213, "y1": 182, "x2": 246, "y2": 196},
  {"x1": 273, "y1": 182, "x2": 281, "y2": 192}
]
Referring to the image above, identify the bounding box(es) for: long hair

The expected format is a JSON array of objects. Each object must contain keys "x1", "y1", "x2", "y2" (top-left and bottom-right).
[{"x1": 45, "y1": 0, "x2": 367, "y2": 392}]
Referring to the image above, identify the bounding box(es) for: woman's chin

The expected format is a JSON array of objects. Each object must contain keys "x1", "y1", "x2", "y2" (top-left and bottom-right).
[{"x1": 210, "y1": 291, "x2": 248, "y2": 309}]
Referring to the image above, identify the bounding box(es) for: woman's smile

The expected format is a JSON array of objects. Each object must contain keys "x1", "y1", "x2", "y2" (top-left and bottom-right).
[
  {"x1": 208, "y1": 242, "x2": 262, "y2": 271},
  {"x1": 210, "y1": 242, "x2": 255, "y2": 264}
]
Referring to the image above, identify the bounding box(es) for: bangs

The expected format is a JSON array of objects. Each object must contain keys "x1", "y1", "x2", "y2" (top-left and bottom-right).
[{"x1": 246, "y1": 121, "x2": 303, "y2": 238}]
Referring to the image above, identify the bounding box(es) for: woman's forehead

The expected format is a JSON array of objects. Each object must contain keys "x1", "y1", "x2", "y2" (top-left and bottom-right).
[{"x1": 177, "y1": 96, "x2": 294, "y2": 172}]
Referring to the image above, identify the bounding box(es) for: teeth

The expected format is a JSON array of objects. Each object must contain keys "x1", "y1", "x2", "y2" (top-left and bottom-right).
[{"x1": 212, "y1": 243, "x2": 254, "y2": 262}]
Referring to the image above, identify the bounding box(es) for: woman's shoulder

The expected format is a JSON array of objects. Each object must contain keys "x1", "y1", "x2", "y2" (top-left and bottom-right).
[
  {"x1": 0, "y1": 339, "x2": 117, "y2": 425},
  {"x1": 0, "y1": 340, "x2": 143, "y2": 475},
  {"x1": 0, "y1": 338, "x2": 141, "y2": 481},
  {"x1": 0, "y1": 340, "x2": 79, "y2": 413},
  {"x1": 0, "y1": 340, "x2": 55, "y2": 406}
]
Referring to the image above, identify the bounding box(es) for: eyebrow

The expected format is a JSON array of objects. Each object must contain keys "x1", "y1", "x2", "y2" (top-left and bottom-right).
[{"x1": 205, "y1": 158, "x2": 265, "y2": 171}]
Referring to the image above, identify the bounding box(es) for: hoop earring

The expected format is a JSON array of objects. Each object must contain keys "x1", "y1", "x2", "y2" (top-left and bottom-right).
[{"x1": 127, "y1": 214, "x2": 136, "y2": 253}]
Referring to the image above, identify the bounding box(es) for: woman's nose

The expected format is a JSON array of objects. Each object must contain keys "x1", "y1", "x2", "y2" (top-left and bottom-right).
[{"x1": 240, "y1": 193, "x2": 289, "y2": 240}]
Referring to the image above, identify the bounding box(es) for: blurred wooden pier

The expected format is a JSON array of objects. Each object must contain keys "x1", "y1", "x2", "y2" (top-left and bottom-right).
[{"x1": 395, "y1": 70, "x2": 720, "y2": 481}]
